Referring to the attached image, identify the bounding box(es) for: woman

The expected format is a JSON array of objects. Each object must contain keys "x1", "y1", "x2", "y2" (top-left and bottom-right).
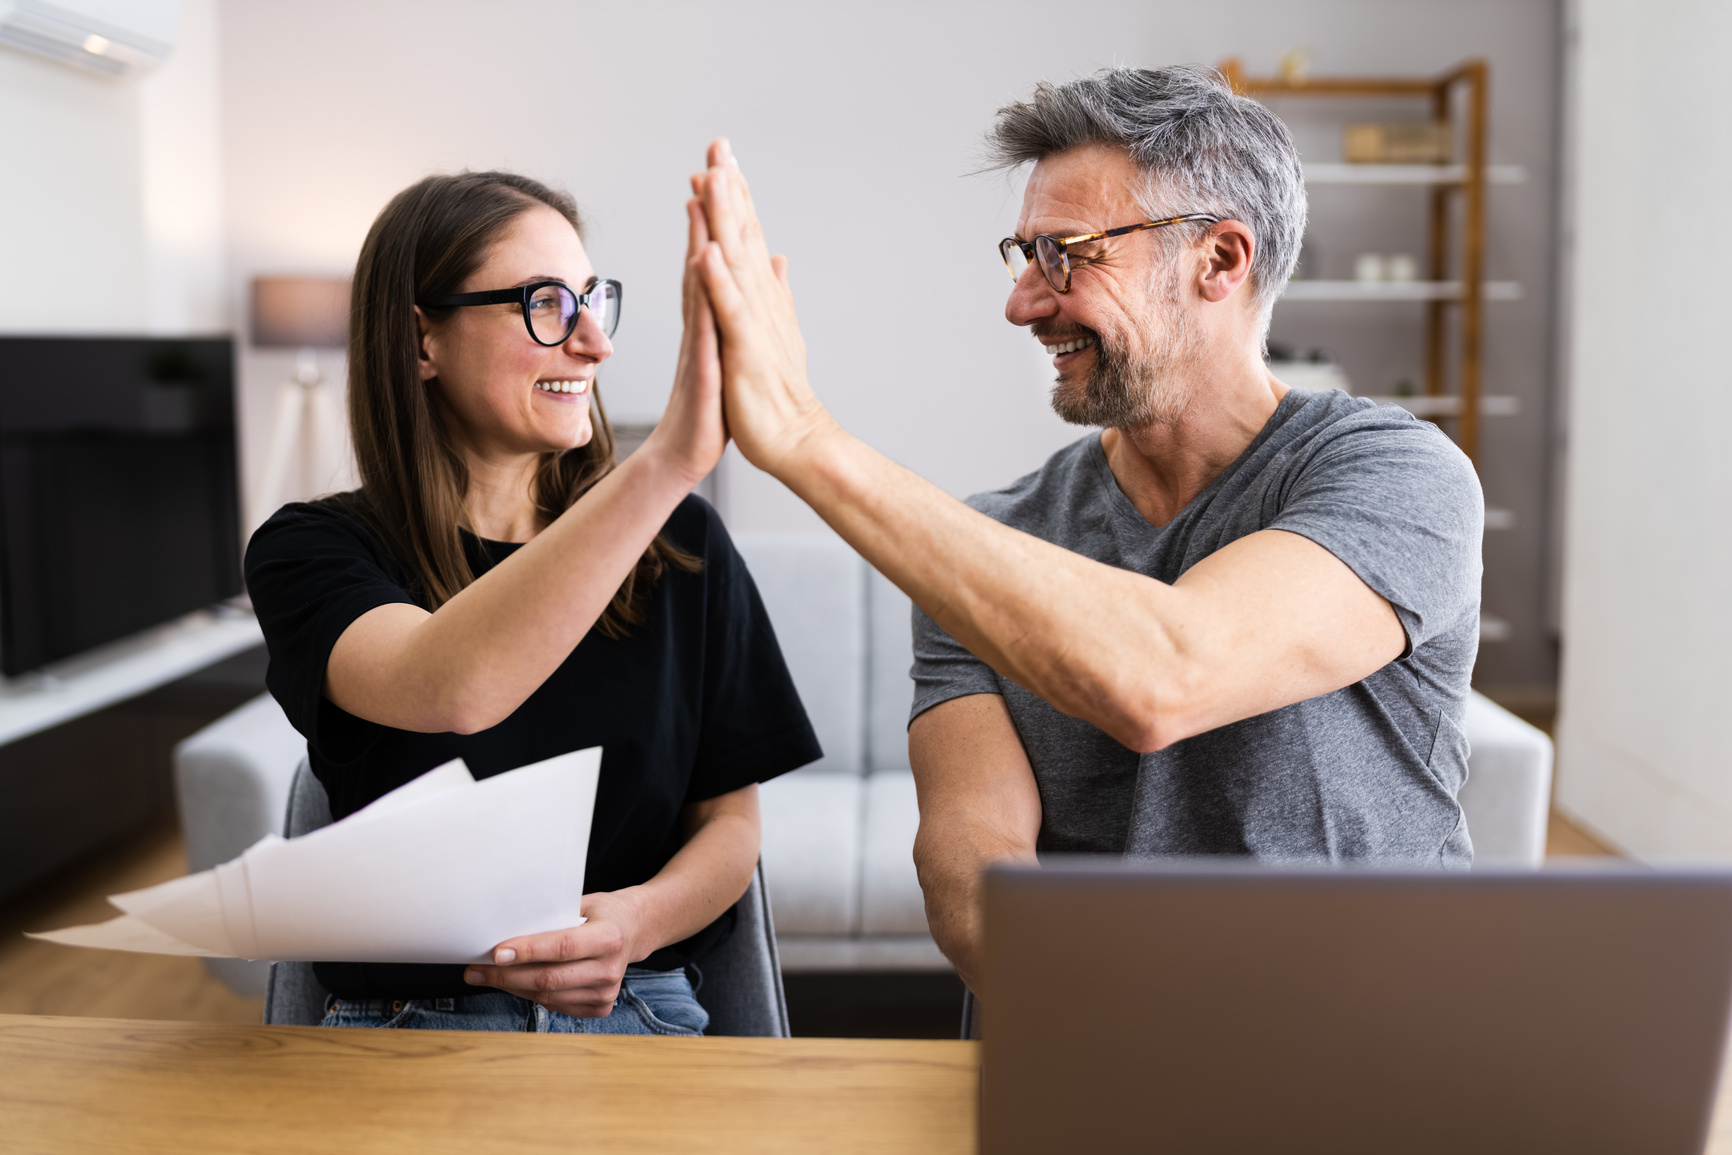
[{"x1": 244, "y1": 170, "x2": 820, "y2": 1035}]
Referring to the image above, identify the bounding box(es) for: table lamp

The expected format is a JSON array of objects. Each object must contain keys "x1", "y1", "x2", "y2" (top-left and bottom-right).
[{"x1": 249, "y1": 276, "x2": 351, "y2": 531}]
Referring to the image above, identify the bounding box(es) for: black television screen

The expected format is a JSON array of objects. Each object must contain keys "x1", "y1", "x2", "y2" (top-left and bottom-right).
[{"x1": 0, "y1": 337, "x2": 240, "y2": 677}]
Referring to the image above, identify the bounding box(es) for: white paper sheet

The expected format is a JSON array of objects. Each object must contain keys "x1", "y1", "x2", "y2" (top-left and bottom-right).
[{"x1": 29, "y1": 747, "x2": 601, "y2": 964}]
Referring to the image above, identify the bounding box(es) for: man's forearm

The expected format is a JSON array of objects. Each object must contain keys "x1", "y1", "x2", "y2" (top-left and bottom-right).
[
  {"x1": 778, "y1": 425, "x2": 1188, "y2": 750},
  {"x1": 908, "y1": 695, "x2": 1044, "y2": 994},
  {"x1": 915, "y1": 825, "x2": 1037, "y2": 993}
]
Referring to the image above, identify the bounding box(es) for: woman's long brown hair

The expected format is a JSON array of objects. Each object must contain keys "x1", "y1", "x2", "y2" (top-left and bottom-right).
[{"x1": 339, "y1": 171, "x2": 698, "y2": 638}]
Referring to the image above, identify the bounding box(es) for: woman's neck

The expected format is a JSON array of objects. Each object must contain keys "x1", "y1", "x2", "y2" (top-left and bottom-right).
[{"x1": 461, "y1": 449, "x2": 544, "y2": 543}]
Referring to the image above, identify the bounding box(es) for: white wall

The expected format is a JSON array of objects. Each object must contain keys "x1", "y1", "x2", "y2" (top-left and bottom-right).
[
  {"x1": 138, "y1": 0, "x2": 225, "y2": 333},
  {"x1": 217, "y1": 0, "x2": 1560, "y2": 549},
  {"x1": 0, "y1": 36, "x2": 148, "y2": 330},
  {"x1": 1554, "y1": 0, "x2": 1732, "y2": 856},
  {"x1": 0, "y1": 0, "x2": 225, "y2": 334}
]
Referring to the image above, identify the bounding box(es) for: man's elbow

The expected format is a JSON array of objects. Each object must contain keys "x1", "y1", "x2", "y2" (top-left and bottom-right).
[
  {"x1": 1097, "y1": 674, "x2": 1198, "y2": 755},
  {"x1": 1112, "y1": 715, "x2": 1182, "y2": 756}
]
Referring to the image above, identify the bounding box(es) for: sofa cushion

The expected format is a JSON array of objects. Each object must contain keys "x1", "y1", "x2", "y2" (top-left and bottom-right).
[
  {"x1": 867, "y1": 571, "x2": 916, "y2": 773},
  {"x1": 732, "y1": 533, "x2": 865, "y2": 776},
  {"x1": 758, "y1": 770, "x2": 863, "y2": 936},
  {"x1": 860, "y1": 769, "x2": 929, "y2": 936}
]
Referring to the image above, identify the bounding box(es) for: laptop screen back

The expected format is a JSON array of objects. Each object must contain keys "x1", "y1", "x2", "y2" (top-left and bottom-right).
[{"x1": 981, "y1": 862, "x2": 1732, "y2": 1155}]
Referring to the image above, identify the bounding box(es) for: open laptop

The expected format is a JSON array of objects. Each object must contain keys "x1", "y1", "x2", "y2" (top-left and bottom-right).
[{"x1": 980, "y1": 861, "x2": 1732, "y2": 1154}]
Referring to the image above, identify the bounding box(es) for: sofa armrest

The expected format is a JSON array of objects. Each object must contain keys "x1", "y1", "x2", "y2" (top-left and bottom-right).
[
  {"x1": 173, "y1": 693, "x2": 306, "y2": 874},
  {"x1": 1459, "y1": 692, "x2": 1555, "y2": 868}
]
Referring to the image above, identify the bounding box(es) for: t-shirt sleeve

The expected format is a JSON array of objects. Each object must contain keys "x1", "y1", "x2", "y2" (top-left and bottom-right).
[
  {"x1": 243, "y1": 502, "x2": 418, "y2": 755},
  {"x1": 685, "y1": 504, "x2": 823, "y2": 802},
  {"x1": 909, "y1": 600, "x2": 1003, "y2": 724},
  {"x1": 1267, "y1": 415, "x2": 1483, "y2": 654}
]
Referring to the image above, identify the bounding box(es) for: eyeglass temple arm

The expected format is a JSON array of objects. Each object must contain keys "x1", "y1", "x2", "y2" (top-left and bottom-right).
[
  {"x1": 1086, "y1": 215, "x2": 1223, "y2": 244},
  {"x1": 429, "y1": 287, "x2": 527, "y2": 307}
]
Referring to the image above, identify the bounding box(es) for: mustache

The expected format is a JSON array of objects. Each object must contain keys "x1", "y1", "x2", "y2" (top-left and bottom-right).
[{"x1": 1030, "y1": 322, "x2": 1099, "y2": 346}]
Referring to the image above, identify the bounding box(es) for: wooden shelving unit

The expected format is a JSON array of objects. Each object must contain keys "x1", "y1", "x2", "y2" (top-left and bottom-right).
[{"x1": 1222, "y1": 58, "x2": 1502, "y2": 462}]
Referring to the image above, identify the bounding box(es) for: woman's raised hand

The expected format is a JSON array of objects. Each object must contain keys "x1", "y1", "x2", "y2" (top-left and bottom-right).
[
  {"x1": 691, "y1": 139, "x2": 840, "y2": 480},
  {"x1": 642, "y1": 184, "x2": 730, "y2": 488}
]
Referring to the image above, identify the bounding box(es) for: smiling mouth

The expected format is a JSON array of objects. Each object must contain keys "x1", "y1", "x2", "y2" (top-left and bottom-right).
[
  {"x1": 535, "y1": 379, "x2": 590, "y2": 395},
  {"x1": 1038, "y1": 334, "x2": 1097, "y2": 356}
]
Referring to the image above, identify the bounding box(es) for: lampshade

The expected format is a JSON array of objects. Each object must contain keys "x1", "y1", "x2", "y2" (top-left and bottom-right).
[{"x1": 251, "y1": 277, "x2": 351, "y2": 349}]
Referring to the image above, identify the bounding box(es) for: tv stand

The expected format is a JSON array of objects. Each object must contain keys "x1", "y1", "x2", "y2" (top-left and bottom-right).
[{"x1": 0, "y1": 606, "x2": 266, "y2": 905}]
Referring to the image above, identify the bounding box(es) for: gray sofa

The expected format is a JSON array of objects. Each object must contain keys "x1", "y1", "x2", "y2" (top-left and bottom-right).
[{"x1": 175, "y1": 532, "x2": 1556, "y2": 996}]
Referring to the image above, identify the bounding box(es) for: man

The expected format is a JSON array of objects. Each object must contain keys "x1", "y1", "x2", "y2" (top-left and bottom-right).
[{"x1": 690, "y1": 65, "x2": 1481, "y2": 993}]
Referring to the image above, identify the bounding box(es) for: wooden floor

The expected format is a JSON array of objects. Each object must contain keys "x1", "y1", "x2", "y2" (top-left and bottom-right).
[
  {"x1": 0, "y1": 819, "x2": 261, "y2": 1024},
  {"x1": 0, "y1": 803, "x2": 1618, "y2": 1028},
  {"x1": 1546, "y1": 809, "x2": 1617, "y2": 856}
]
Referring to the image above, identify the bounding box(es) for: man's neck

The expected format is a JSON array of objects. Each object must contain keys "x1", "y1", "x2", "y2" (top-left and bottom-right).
[{"x1": 1099, "y1": 347, "x2": 1288, "y2": 528}]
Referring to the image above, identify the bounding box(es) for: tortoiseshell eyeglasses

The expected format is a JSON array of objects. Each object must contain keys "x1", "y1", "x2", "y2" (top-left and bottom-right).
[{"x1": 999, "y1": 214, "x2": 1223, "y2": 292}]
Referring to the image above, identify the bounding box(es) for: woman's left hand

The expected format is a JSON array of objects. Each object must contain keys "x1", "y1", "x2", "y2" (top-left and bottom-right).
[
  {"x1": 464, "y1": 890, "x2": 643, "y2": 1019},
  {"x1": 641, "y1": 191, "x2": 729, "y2": 490}
]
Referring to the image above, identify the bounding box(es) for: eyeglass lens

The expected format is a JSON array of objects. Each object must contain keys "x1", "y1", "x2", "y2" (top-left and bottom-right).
[
  {"x1": 1034, "y1": 236, "x2": 1067, "y2": 291},
  {"x1": 527, "y1": 282, "x2": 620, "y2": 345},
  {"x1": 1001, "y1": 238, "x2": 1069, "y2": 292}
]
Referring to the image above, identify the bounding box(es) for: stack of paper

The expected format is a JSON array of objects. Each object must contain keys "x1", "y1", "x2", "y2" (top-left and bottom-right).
[{"x1": 30, "y1": 747, "x2": 601, "y2": 965}]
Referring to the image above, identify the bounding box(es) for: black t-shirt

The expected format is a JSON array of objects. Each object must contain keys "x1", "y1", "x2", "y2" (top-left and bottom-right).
[{"x1": 244, "y1": 493, "x2": 821, "y2": 998}]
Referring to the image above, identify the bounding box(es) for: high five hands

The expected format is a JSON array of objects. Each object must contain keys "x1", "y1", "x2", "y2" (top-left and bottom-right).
[{"x1": 686, "y1": 139, "x2": 841, "y2": 481}]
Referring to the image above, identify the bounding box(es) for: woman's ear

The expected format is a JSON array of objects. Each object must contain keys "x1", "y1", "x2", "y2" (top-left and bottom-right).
[
  {"x1": 1198, "y1": 221, "x2": 1255, "y2": 305},
  {"x1": 414, "y1": 305, "x2": 440, "y2": 382}
]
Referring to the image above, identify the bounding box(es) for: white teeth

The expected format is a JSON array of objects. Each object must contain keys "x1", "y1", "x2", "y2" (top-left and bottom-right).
[
  {"x1": 536, "y1": 380, "x2": 590, "y2": 394},
  {"x1": 1041, "y1": 337, "x2": 1095, "y2": 356}
]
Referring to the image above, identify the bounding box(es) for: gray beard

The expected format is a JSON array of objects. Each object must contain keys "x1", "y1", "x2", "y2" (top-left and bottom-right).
[{"x1": 1048, "y1": 271, "x2": 1199, "y2": 430}]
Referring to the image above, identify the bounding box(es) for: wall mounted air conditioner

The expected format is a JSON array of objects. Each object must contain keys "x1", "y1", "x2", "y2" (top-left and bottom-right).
[{"x1": 0, "y1": 0, "x2": 176, "y2": 78}]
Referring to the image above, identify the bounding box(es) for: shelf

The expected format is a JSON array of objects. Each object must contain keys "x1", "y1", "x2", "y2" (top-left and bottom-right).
[
  {"x1": 1282, "y1": 280, "x2": 1522, "y2": 302},
  {"x1": 1302, "y1": 163, "x2": 1527, "y2": 185},
  {"x1": 0, "y1": 606, "x2": 264, "y2": 747},
  {"x1": 1485, "y1": 508, "x2": 1516, "y2": 531},
  {"x1": 1357, "y1": 395, "x2": 1520, "y2": 418},
  {"x1": 1480, "y1": 614, "x2": 1512, "y2": 643}
]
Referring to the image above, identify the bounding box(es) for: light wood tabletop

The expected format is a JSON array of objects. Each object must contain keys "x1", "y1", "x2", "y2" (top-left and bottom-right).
[
  {"x1": 0, "y1": 1014, "x2": 979, "y2": 1154},
  {"x1": 11, "y1": 1012, "x2": 1732, "y2": 1154}
]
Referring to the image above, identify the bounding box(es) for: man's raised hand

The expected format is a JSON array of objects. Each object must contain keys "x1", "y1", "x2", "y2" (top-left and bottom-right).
[
  {"x1": 690, "y1": 138, "x2": 839, "y2": 479},
  {"x1": 641, "y1": 175, "x2": 729, "y2": 488}
]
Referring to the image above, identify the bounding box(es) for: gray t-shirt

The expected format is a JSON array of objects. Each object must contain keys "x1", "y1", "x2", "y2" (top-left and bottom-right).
[{"x1": 911, "y1": 388, "x2": 1483, "y2": 867}]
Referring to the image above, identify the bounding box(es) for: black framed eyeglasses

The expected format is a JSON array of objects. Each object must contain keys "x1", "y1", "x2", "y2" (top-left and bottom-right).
[
  {"x1": 999, "y1": 215, "x2": 1223, "y2": 292},
  {"x1": 426, "y1": 278, "x2": 622, "y2": 345}
]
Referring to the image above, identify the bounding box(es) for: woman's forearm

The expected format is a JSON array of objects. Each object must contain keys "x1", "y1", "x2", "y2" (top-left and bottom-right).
[
  {"x1": 613, "y1": 789, "x2": 761, "y2": 959},
  {"x1": 327, "y1": 441, "x2": 701, "y2": 733}
]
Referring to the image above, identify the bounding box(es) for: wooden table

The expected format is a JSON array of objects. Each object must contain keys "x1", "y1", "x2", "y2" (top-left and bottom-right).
[
  {"x1": 0, "y1": 1014, "x2": 979, "y2": 1154},
  {"x1": 12, "y1": 1012, "x2": 1732, "y2": 1154}
]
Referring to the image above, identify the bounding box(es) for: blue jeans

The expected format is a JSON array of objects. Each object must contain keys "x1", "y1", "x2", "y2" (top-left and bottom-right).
[{"x1": 320, "y1": 967, "x2": 709, "y2": 1036}]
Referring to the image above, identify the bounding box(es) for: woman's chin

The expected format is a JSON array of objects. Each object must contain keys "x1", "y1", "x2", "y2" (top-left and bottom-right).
[{"x1": 530, "y1": 417, "x2": 593, "y2": 453}]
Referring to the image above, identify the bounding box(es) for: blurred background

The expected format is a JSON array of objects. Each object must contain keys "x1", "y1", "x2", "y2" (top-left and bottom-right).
[{"x1": 0, "y1": 0, "x2": 1725, "y2": 1032}]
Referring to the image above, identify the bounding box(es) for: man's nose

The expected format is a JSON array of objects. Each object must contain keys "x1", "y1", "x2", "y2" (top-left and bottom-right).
[{"x1": 1004, "y1": 264, "x2": 1059, "y2": 328}]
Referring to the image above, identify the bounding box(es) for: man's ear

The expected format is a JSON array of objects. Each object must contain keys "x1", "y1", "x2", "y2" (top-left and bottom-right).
[
  {"x1": 1198, "y1": 221, "x2": 1255, "y2": 304},
  {"x1": 413, "y1": 305, "x2": 439, "y2": 382}
]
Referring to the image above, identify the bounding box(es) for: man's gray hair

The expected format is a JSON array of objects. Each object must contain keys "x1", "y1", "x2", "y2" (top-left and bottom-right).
[{"x1": 987, "y1": 65, "x2": 1306, "y2": 326}]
